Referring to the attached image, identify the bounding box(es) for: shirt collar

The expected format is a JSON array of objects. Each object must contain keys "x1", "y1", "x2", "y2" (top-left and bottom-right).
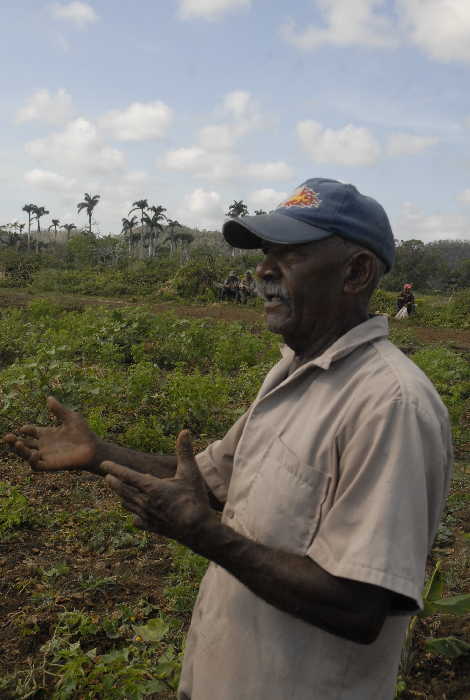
[{"x1": 279, "y1": 315, "x2": 389, "y2": 371}]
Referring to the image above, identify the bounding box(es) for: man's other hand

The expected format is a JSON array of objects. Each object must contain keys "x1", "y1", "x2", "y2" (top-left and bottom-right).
[
  {"x1": 102, "y1": 430, "x2": 217, "y2": 550},
  {"x1": 4, "y1": 396, "x2": 100, "y2": 473}
]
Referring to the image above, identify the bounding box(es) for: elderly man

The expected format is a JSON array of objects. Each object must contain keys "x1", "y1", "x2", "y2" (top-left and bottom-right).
[{"x1": 5, "y1": 178, "x2": 452, "y2": 700}]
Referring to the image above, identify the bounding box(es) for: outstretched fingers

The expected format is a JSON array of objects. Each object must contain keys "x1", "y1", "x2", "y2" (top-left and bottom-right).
[
  {"x1": 46, "y1": 396, "x2": 72, "y2": 423},
  {"x1": 19, "y1": 424, "x2": 40, "y2": 439},
  {"x1": 101, "y1": 461, "x2": 154, "y2": 491},
  {"x1": 12, "y1": 440, "x2": 33, "y2": 461}
]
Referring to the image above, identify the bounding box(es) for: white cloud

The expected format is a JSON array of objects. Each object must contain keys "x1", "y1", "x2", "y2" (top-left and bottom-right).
[
  {"x1": 458, "y1": 188, "x2": 470, "y2": 204},
  {"x1": 386, "y1": 132, "x2": 438, "y2": 157},
  {"x1": 16, "y1": 88, "x2": 74, "y2": 126},
  {"x1": 198, "y1": 92, "x2": 266, "y2": 151},
  {"x1": 395, "y1": 202, "x2": 470, "y2": 241},
  {"x1": 25, "y1": 118, "x2": 125, "y2": 174},
  {"x1": 162, "y1": 147, "x2": 292, "y2": 182},
  {"x1": 282, "y1": 0, "x2": 397, "y2": 50},
  {"x1": 249, "y1": 188, "x2": 288, "y2": 211},
  {"x1": 187, "y1": 188, "x2": 224, "y2": 215},
  {"x1": 245, "y1": 161, "x2": 293, "y2": 180},
  {"x1": 162, "y1": 90, "x2": 283, "y2": 182},
  {"x1": 175, "y1": 188, "x2": 226, "y2": 228},
  {"x1": 24, "y1": 168, "x2": 76, "y2": 191},
  {"x1": 397, "y1": 0, "x2": 470, "y2": 62},
  {"x1": 223, "y1": 90, "x2": 253, "y2": 119},
  {"x1": 178, "y1": 0, "x2": 251, "y2": 21},
  {"x1": 282, "y1": 0, "x2": 470, "y2": 63},
  {"x1": 162, "y1": 146, "x2": 207, "y2": 171},
  {"x1": 50, "y1": 1, "x2": 98, "y2": 28},
  {"x1": 297, "y1": 120, "x2": 381, "y2": 165},
  {"x1": 99, "y1": 101, "x2": 173, "y2": 141},
  {"x1": 198, "y1": 124, "x2": 237, "y2": 151}
]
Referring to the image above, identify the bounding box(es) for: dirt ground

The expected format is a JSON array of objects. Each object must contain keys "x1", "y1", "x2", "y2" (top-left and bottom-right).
[
  {"x1": 2, "y1": 288, "x2": 470, "y2": 348},
  {"x1": 0, "y1": 455, "x2": 175, "y2": 696}
]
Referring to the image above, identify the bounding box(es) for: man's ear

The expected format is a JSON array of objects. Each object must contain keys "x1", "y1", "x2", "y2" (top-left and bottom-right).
[{"x1": 343, "y1": 251, "x2": 376, "y2": 295}]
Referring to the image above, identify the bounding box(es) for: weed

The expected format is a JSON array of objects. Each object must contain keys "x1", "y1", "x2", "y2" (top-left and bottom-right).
[{"x1": 0, "y1": 481, "x2": 37, "y2": 540}]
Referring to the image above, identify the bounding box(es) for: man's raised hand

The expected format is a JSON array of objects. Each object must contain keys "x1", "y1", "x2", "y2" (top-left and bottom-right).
[
  {"x1": 102, "y1": 430, "x2": 216, "y2": 551},
  {"x1": 4, "y1": 396, "x2": 100, "y2": 473}
]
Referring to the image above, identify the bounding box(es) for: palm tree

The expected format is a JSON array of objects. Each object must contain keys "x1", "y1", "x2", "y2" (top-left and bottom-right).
[
  {"x1": 128, "y1": 199, "x2": 149, "y2": 257},
  {"x1": 77, "y1": 193, "x2": 100, "y2": 233},
  {"x1": 143, "y1": 205, "x2": 167, "y2": 257},
  {"x1": 63, "y1": 223, "x2": 77, "y2": 241},
  {"x1": 31, "y1": 205, "x2": 50, "y2": 253},
  {"x1": 22, "y1": 203, "x2": 36, "y2": 250},
  {"x1": 48, "y1": 218, "x2": 60, "y2": 243},
  {"x1": 175, "y1": 231, "x2": 194, "y2": 262},
  {"x1": 226, "y1": 200, "x2": 249, "y2": 218},
  {"x1": 163, "y1": 218, "x2": 181, "y2": 256},
  {"x1": 121, "y1": 216, "x2": 138, "y2": 256}
]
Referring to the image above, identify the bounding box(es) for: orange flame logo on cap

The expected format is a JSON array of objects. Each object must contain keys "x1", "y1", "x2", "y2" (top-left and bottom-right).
[{"x1": 278, "y1": 185, "x2": 322, "y2": 209}]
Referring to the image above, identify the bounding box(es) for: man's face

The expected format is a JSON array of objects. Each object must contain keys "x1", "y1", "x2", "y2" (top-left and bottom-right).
[{"x1": 255, "y1": 238, "x2": 349, "y2": 349}]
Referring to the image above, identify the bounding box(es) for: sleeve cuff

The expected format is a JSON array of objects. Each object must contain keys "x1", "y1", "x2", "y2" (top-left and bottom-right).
[
  {"x1": 196, "y1": 447, "x2": 229, "y2": 504},
  {"x1": 308, "y1": 538, "x2": 423, "y2": 613}
]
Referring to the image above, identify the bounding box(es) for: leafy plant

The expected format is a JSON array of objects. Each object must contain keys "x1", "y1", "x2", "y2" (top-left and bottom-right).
[
  {"x1": 0, "y1": 482, "x2": 36, "y2": 539},
  {"x1": 400, "y1": 560, "x2": 470, "y2": 680}
]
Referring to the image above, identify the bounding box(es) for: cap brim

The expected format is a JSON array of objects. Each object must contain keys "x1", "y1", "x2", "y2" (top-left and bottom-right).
[{"x1": 222, "y1": 211, "x2": 332, "y2": 249}]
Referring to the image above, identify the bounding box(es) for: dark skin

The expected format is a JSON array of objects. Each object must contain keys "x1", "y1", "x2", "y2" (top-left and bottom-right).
[{"x1": 4, "y1": 237, "x2": 390, "y2": 645}]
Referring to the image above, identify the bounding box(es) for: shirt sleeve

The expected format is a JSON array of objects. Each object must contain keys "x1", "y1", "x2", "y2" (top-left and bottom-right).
[
  {"x1": 195, "y1": 409, "x2": 251, "y2": 504},
  {"x1": 307, "y1": 398, "x2": 453, "y2": 612}
]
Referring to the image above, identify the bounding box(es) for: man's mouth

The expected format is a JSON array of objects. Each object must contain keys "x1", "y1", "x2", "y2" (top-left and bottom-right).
[
  {"x1": 264, "y1": 295, "x2": 289, "y2": 312},
  {"x1": 256, "y1": 281, "x2": 289, "y2": 305}
]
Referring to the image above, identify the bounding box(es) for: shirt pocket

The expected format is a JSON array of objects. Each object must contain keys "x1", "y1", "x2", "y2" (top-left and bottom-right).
[{"x1": 241, "y1": 433, "x2": 331, "y2": 554}]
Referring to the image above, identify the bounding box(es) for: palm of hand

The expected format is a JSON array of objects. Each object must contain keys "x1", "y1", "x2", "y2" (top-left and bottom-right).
[
  {"x1": 4, "y1": 397, "x2": 99, "y2": 473},
  {"x1": 37, "y1": 420, "x2": 97, "y2": 470}
]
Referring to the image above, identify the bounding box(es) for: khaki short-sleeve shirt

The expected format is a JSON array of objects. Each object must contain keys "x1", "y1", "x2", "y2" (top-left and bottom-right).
[{"x1": 178, "y1": 316, "x2": 453, "y2": 700}]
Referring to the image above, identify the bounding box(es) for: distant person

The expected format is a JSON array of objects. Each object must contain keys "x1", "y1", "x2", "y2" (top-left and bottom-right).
[
  {"x1": 239, "y1": 269, "x2": 256, "y2": 303},
  {"x1": 6, "y1": 178, "x2": 452, "y2": 700},
  {"x1": 221, "y1": 270, "x2": 240, "y2": 302},
  {"x1": 397, "y1": 283, "x2": 415, "y2": 315}
]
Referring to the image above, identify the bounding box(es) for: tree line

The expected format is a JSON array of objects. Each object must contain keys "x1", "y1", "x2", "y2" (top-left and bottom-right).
[{"x1": 1, "y1": 196, "x2": 469, "y2": 292}]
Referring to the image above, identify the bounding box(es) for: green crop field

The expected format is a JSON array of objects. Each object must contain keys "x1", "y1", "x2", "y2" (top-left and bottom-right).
[{"x1": 0, "y1": 287, "x2": 469, "y2": 699}]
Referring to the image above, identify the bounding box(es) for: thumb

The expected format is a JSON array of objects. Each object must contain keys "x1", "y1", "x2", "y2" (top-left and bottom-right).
[
  {"x1": 175, "y1": 430, "x2": 203, "y2": 488},
  {"x1": 47, "y1": 396, "x2": 72, "y2": 423}
]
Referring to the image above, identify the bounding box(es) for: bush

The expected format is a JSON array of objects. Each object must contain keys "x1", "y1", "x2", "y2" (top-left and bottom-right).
[
  {"x1": 370, "y1": 288, "x2": 397, "y2": 316},
  {"x1": 411, "y1": 346, "x2": 470, "y2": 454}
]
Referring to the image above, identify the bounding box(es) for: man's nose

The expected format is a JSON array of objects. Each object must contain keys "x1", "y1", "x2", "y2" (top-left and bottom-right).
[{"x1": 256, "y1": 253, "x2": 280, "y2": 280}]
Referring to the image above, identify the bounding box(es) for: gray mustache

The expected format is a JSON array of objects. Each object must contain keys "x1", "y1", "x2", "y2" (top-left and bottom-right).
[{"x1": 255, "y1": 280, "x2": 290, "y2": 302}]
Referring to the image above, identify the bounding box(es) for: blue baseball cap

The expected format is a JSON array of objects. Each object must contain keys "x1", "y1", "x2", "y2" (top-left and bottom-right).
[{"x1": 222, "y1": 178, "x2": 395, "y2": 271}]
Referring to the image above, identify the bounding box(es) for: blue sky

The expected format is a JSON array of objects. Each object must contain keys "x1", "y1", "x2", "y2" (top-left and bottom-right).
[{"x1": 2, "y1": 0, "x2": 470, "y2": 241}]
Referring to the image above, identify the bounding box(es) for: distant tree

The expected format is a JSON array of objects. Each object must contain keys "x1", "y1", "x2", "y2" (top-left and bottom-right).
[
  {"x1": 226, "y1": 200, "x2": 249, "y2": 218},
  {"x1": 48, "y1": 218, "x2": 60, "y2": 243},
  {"x1": 254, "y1": 209, "x2": 267, "y2": 215},
  {"x1": 77, "y1": 193, "x2": 100, "y2": 233},
  {"x1": 0, "y1": 223, "x2": 21, "y2": 248},
  {"x1": 456, "y1": 258, "x2": 470, "y2": 288},
  {"x1": 63, "y1": 223, "x2": 77, "y2": 241},
  {"x1": 164, "y1": 218, "x2": 182, "y2": 255},
  {"x1": 129, "y1": 199, "x2": 149, "y2": 257},
  {"x1": 143, "y1": 205, "x2": 167, "y2": 257},
  {"x1": 31, "y1": 205, "x2": 50, "y2": 253},
  {"x1": 121, "y1": 216, "x2": 139, "y2": 256},
  {"x1": 175, "y1": 230, "x2": 194, "y2": 262},
  {"x1": 22, "y1": 203, "x2": 36, "y2": 250}
]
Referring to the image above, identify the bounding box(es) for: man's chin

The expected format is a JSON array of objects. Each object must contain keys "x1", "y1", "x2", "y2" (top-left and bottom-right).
[{"x1": 264, "y1": 304, "x2": 292, "y2": 336}]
